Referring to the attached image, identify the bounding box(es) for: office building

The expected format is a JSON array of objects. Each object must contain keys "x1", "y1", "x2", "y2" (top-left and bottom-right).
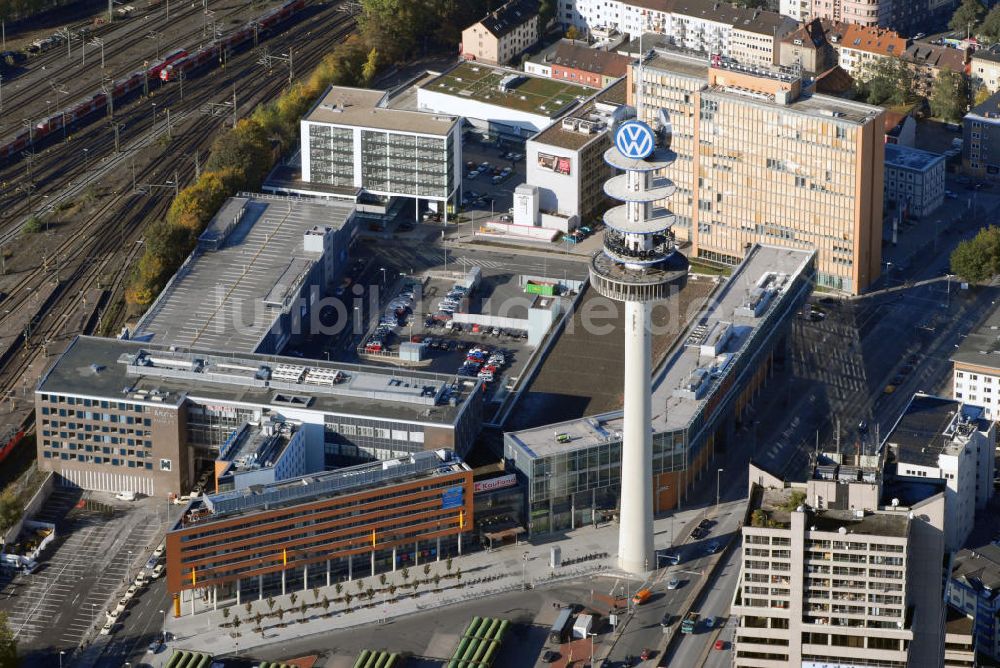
[
  {"x1": 963, "y1": 90, "x2": 1000, "y2": 182},
  {"x1": 632, "y1": 48, "x2": 885, "y2": 293},
  {"x1": 733, "y1": 459, "x2": 947, "y2": 668},
  {"x1": 882, "y1": 394, "x2": 995, "y2": 552},
  {"x1": 948, "y1": 543, "x2": 1000, "y2": 662},
  {"x1": 505, "y1": 245, "x2": 815, "y2": 535},
  {"x1": 166, "y1": 449, "x2": 473, "y2": 615},
  {"x1": 460, "y1": 0, "x2": 540, "y2": 66},
  {"x1": 524, "y1": 79, "x2": 627, "y2": 221},
  {"x1": 952, "y1": 306, "x2": 1000, "y2": 421},
  {"x1": 418, "y1": 62, "x2": 594, "y2": 139},
  {"x1": 131, "y1": 195, "x2": 355, "y2": 355},
  {"x1": 36, "y1": 337, "x2": 483, "y2": 497},
  {"x1": 883, "y1": 144, "x2": 945, "y2": 219},
  {"x1": 300, "y1": 86, "x2": 462, "y2": 219}
]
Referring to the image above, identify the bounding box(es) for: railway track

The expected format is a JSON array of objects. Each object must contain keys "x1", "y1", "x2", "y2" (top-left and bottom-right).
[
  {"x1": 0, "y1": 0, "x2": 284, "y2": 135},
  {"x1": 0, "y1": 2, "x2": 349, "y2": 229},
  {"x1": 0, "y1": 6, "x2": 356, "y2": 401}
]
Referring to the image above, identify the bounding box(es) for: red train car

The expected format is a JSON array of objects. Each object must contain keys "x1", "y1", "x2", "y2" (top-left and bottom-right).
[
  {"x1": 114, "y1": 70, "x2": 147, "y2": 98},
  {"x1": 0, "y1": 429, "x2": 26, "y2": 467},
  {"x1": 146, "y1": 48, "x2": 188, "y2": 79},
  {"x1": 161, "y1": 45, "x2": 218, "y2": 81},
  {"x1": 0, "y1": 132, "x2": 30, "y2": 160}
]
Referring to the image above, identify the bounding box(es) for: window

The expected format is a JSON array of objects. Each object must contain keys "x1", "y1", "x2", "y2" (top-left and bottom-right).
[{"x1": 160, "y1": 458, "x2": 172, "y2": 472}]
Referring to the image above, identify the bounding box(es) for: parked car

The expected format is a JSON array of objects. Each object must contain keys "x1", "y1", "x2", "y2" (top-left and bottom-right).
[
  {"x1": 667, "y1": 577, "x2": 680, "y2": 590},
  {"x1": 153, "y1": 542, "x2": 165, "y2": 558},
  {"x1": 151, "y1": 564, "x2": 165, "y2": 579},
  {"x1": 705, "y1": 541, "x2": 721, "y2": 554},
  {"x1": 714, "y1": 639, "x2": 726, "y2": 650},
  {"x1": 100, "y1": 622, "x2": 114, "y2": 636}
]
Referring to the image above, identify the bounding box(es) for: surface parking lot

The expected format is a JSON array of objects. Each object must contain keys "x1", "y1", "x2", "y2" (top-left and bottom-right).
[
  {"x1": 459, "y1": 135, "x2": 526, "y2": 222},
  {"x1": 0, "y1": 487, "x2": 167, "y2": 663}
]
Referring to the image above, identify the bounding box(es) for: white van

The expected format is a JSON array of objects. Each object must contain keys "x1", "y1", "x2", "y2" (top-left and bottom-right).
[{"x1": 115, "y1": 491, "x2": 137, "y2": 502}]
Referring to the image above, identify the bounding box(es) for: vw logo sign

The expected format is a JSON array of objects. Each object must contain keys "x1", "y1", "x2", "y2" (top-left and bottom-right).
[{"x1": 615, "y1": 120, "x2": 655, "y2": 160}]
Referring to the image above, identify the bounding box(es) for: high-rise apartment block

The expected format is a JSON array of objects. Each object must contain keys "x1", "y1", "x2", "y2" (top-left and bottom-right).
[
  {"x1": 632, "y1": 49, "x2": 885, "y2": 293},
  {"x1": 779, "y1": 0, "x2": 956, "y2": 34},
  {"x1": 735, "y1": 459, "x2": 947, "y2": 668}
]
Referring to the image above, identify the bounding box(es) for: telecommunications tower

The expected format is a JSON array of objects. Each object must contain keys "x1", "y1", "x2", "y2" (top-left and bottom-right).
[{"x1": 590, "y1": 105, "x2": 688, "y2": 574}]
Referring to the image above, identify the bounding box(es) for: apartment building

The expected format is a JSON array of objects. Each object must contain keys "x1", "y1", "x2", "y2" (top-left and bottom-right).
[
  {"x1": 949, "y1": 544, "x2": 1000, "y2": 662},
  {"x1": 882, "y1": 394, "x2": 995, "y2": 552},
  {"x1": 972, "y1": 46, "x2": 1000, "y2": 94},
  {"x1": 780, "y1": 0, "x2": 954, "y2": 34},
  {"x1": 547, "y1": 40, "x2": 630, "y2": 88},
  {"x1": 963, "y1": 90, "x2": 1000, "y2": 182},
  {"x1": 833, "y1": 24, "x2": 907, "y2": 78},
  {"x1": 461, "y1": 0, "x2": 540, "y2": 66},
  {"x1": 730, "y1": 12, "x2": 797, "y2": 68},
  {"x1": 943, "y1": 609, "x2": 977, "y2": 668},
  {"x1": 734, "y1": 459, "x2": 947, "y2": 668},
  {"x1": 777, "y1": 18, "x2": 839, "y2": 74},
  {"x1": 952, "y1": 305, "x2": 1000, "y2": 421},
  {"x1": 902, "y1": 42, "x2": 967, "y2": 97},
  {"x1": 300, "y1": 86, "x2": 462, "y2": 220},
  {"x1": 633, "y1": 48, "x2": 885, "y2": 293}
]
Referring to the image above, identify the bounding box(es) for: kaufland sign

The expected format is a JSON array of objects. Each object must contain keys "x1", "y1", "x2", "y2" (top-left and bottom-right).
[{"x1": 474, "y1": 474, "x2": 517, "y2": 494}]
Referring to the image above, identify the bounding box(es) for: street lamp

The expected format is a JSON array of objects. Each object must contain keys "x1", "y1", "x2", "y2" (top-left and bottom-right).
[
  {"x1": 521, "y1": 551, "x2": 529, "y2": 590},
  {"x1": 716, "y1": 468, "x2": 724, "y2": 510},
  {"x1": 58, "y1": 650, "x2": 65, "y2": 668},
  {"x1": 380, "y1": 267, "x2": 386, "y2": 284},
  {"x1": 588, "y1": 631, "x2": 598, "y2": 664},
  {"x1": 160, "y1": 608, "x2": 167, "y2": 642}
]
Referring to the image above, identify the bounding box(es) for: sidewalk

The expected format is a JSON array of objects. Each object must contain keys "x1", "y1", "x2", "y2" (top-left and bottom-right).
[{"x1": 153, "y1": 505, "x2": 719, "y2": 665}]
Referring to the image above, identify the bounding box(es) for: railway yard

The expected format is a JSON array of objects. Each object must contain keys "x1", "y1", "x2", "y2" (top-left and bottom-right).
[{"x1": 0, "y1": 0, "x2": 357, "y2": 488}]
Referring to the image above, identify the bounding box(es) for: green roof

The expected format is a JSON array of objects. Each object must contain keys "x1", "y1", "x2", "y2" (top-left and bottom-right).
[{"x1": 425, "y1": 62, "x2": 591, "y2": 117}]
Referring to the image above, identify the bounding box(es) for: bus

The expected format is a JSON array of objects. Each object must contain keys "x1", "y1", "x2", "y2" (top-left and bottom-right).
[{"x1": 549, "y1": 607, "x2": 574, "y2": 643}]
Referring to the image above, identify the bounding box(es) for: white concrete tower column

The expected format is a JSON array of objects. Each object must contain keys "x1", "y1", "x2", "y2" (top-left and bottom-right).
[{"x1": 618, "y1": 299, "x2": 655, "y2": 573}]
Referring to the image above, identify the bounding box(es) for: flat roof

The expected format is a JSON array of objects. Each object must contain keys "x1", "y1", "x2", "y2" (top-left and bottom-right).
[
  {"x1": 642, "y1": 46, "x2": 881, "y2": 125},
  {"x1": 952, "y1": 303, "x2": 1000, "y2": 370},
  {"x1": 422, "y1": 61, "x2": 593, "y2": 117},
  {"x1": 530, "y1": 79, "x2": 627, "y2": 151},
  {"x1": 883, "y1": 394, "x2": 989, "y2": 467},
  {"x1": 133, "y1": 195, "x2": 354, "y2": 353},
  {"x1": 179, "y1": 449, "x2": 469, "y2": 525},
  {"x1": 884, "y1": 144, "x2": 945, "y2": 172},
  {"x1": 304, "y1": 85, "x2": 460, "y2": 136},
  {"x1": 810, "y1": 509, "x2": 909, "y2": 538},
  {"x1": 220, "y1": 420, "x2": 295, "y2": 473},
  {"x1": 507, "y1": 245, "x2": 814, "y2": 457},
  {"x1": 37, "y1": 336, "x2": 481, "y2": 425}
]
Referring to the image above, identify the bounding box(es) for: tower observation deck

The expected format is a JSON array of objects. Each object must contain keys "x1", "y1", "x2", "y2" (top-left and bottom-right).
[{"x1": 590, "y1": 116, "x2": 688, "y2": 574}]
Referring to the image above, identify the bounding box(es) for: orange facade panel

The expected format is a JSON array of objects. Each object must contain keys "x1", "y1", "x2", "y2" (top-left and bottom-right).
[{"x1": 166, "y1": 469, "x2": 473, "y2": 594}]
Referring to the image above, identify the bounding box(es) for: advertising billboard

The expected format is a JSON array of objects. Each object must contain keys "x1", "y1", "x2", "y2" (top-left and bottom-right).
[{"x1": 537, "y1": 152, "x2": 571, "y2": 175}]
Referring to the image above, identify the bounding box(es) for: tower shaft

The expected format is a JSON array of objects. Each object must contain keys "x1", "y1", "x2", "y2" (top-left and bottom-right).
[{"x1": 619, "y1": 300, "x2": 655, "y2": 573}]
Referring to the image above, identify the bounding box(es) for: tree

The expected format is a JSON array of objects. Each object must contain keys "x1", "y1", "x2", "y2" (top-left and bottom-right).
[
  {"x1": 433, "y1": 573, "x2": 441, "y2": 590},
  {"x1": 974, "y1": 86, "x2": 992, "y2": 107},
  {"x1": 222, "y1": 607, "x2": 230, "y2": 623},
  {"x1": 21, "y1": 217, "x2": 43, "y2": 234},
  {"x1": 950, "y1": 0, "x2": 986, "y2": 36},
  {"x1": 0, "y1": 490, "x2": 23, "y2": 544},
  {"x1": 343, "y1": 592, "x2": 353, "y2": 610},
  {"x1": 565, "y1": 25, "x2": 579, "y2": 41},
  {"x1": 322, "y1": 596, "x2": 331, "y2": 613},
  {"x1": 299, "y1": 600, "x2": 308, "y2": 622},
  {"x1": 930, "y1": 68, "x2": 970, "y2": 122},
  {"x1": 400, "y1": 567, "x2": 409, "y2": 586},
  {"x1": 362, "y1": 48, "x2": 379, "y2": 86},
  {"x1": 538, "y1": 0, "x2": 555, "y2": 29},
  {"x1": 289, "y1": 592, "x2": 298, "y2": 607},
  {"x1": 266, "y1": 596, "x2": 276, "y2": 613},
  {"x1": 254, "y1": 612, "x2": 264, "y2": 634},
  {"x1": 232, "y1": 614, "x2": 241, "y2": 636},
  {"x1": 379, "y1": 573, "x2": 388, "y2": 588},
  {"x1": 422, "y1": 564, "x2": 431, "y2": 579},
  {"x1": 951, "y1": 226, "x2": 1000, "y2": 282},
  {"x1": 853, "y1": 57, "x2": 914, "y2": 107},
  {"x1": 356, "y1": 578, "x2": 365, "y2": 593},
  {"x1": 334, "y1": 582, "x2": 343, "y2": 598},
  {"x1": 388, "y1": 583, "x2": 397, "y2": 598},
  {"x1": 981, "y1": 5, "x2": 1000, "y2": 42},
  {"x1": 446, "y1": 557, "x2": 453, "y2": 573},
  {"x1": 366, "y1": 587, "x2": 376, "y2": 602},
  {"x1": 244, "y1": 601, "x2": 253, "y2": 616},
  {"x1": 0, "y1": 612, "x2": 17, "y2": 668},
  {"x1": 312, "y1": 587, "x2": 321, "y2": 603}
]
